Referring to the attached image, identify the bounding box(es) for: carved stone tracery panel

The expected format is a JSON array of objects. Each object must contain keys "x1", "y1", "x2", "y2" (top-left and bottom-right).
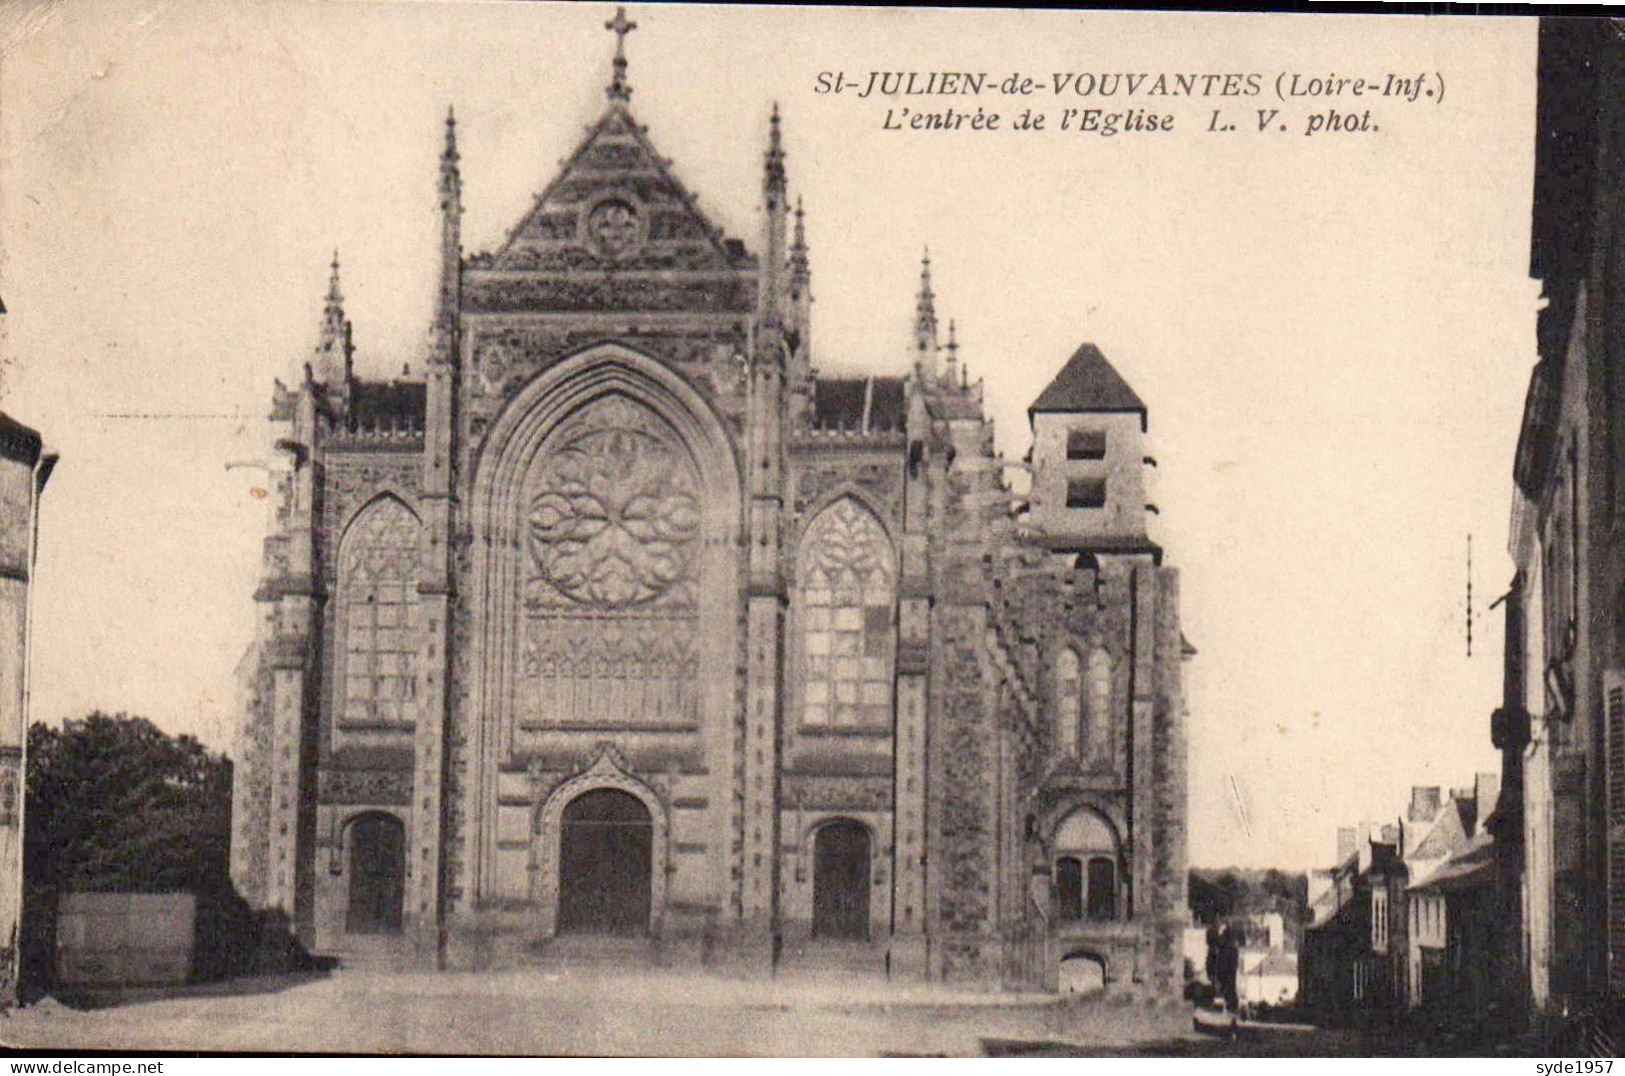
[{"x1": 519, "y1": 395, "x2": 704, "y2": 729}]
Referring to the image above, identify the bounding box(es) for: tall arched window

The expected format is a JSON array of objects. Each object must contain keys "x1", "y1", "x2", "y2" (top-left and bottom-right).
[
  {"x1": 1056, "y1": 856, "x2": 1084, "y2": 921},
  {"x1": 1054, "y1": 807, "x2": 1120, "y2": 923},
  {"x1": 338, "y1": 497, "x2": 422, "y2": 729},
  {"x1": 1054, "y1": 648, "x2": 1081, "y2": 757},
  {"x1": 1083, "y1": 648, "x2": 1112, "y2": 762},
  {"x1": 798, "y1": 499, "x2": 895, "y2": 728}
]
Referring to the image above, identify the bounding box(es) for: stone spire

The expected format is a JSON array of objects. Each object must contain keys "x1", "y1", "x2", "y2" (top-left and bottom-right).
[
  {"x1": 605, "y1": 6, "x2": 638, "y2": 104},
  {"x1": 433, "y1": 105, "x2": 462, "y2": 366},
  {"x1": 764, "y1": 102, "x2": 787, "y2": 197},
  {"x1": 914, "y1": 248, "x2": 939, "y2": 377},
  {"x1": 759, "y1": 103, "x2": 789, "y2": 331},
  {"x1": 790, "y1": 196, "x2": 809, "y2": 284},
  {"x1": 943, "y1": 318, "x2": 959, "y2": 389},
  {"x1": 322, "y1": 251, "x2": 344, "y2": 331},
  {"x1": 787, "y1": 196, "x2": 812, "y2": 386},
  {"x1": 314, "y1": 251, "x2": 353, "y2": 404},
  {"x1": 439, "y1": 105, "x2": 461, "y2": 211}
]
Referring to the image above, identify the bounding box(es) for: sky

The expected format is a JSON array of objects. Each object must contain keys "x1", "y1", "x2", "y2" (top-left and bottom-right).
[{"x1": 0, "y1": 1, "x2": 1539, "y2": 870}]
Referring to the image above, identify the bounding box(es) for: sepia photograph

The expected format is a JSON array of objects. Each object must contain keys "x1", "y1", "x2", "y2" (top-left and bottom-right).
[{"x1": 0, "y1": 0, "x2": 1609, "y2": 1058}]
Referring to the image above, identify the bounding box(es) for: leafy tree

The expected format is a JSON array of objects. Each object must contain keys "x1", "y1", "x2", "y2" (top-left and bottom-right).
[
  {"x1": 20, "y1": 712, "x2": 244, "y2": 997},
  {"x1": 24, "y1": 712, "x2": 232, "y2": 894}
]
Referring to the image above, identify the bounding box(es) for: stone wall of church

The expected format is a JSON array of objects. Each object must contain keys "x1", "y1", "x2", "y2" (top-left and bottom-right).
[
  {"x1": 440, "y1": 102, "x2": 762, "y2": 930},
  {"x1": 926, "y1": 442, "x2": 1003, "y2": 983},
  {"x1": 775, "y1": 441, "x2": 907, "y2": 944},
  {"x1": 979, "y1": 546, "x2": 1187, "y2": 997},
  {"x1": 308, "y1": 449, "x2": 426, "y2": 953},
  {"x1": 443, "y1": 334, "x2": 748, "y2": 957},
  {"x1": 1147, "y1": 566, "x2": 1190, "y2": 992}
]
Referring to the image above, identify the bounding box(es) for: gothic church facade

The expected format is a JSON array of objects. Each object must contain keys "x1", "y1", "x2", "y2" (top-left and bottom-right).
[{"x1": 230, "y1": 13, "x2": 1190, "y2": 994}]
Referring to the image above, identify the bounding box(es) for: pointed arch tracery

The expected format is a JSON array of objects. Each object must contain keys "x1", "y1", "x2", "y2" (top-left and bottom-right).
[
  {"x1": 464, "y1": 342, "x2": 741, "y2": 904},
  {"x1": 796, "y1": 498, "x2": 896, "y2": 729},
  {"x1": 335, "y1": 495, "x2": 422, "y2": 731}
]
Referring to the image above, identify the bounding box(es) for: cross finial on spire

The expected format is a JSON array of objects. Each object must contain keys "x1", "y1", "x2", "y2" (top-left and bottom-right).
[{"x1": 606, "y1": 6, "x2": 638, "y2": 103}]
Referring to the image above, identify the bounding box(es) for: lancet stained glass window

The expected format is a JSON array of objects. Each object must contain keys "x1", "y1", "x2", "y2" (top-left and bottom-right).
[
  {"x1": 799, "y1": 499, "x2": 895, "y2": 728},
  {"x1": 339, "y1": 497, "x2": 421, "y2": 728}
]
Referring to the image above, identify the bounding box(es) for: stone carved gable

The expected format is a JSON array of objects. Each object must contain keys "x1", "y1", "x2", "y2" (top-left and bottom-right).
[
  {"x1": 482, "y1": 107, "x2": 749, "y2": 274},
  {"x1": 517, "y1": 394, "x2": 704, "y2": 732}
]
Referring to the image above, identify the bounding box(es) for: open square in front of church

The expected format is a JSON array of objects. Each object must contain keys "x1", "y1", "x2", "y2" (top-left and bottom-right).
[{"x1": 5, "y1": 967, "x2": 1206, "y2": 1057}]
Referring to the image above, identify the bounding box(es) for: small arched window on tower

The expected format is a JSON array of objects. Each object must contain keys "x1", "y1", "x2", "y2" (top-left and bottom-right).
[
  {"x1": 1056, "y1": 856, "x2": 1084, "y2": 921},
  {"x1": 1053, "y1": 807, "x2": 1121, "y2": 923},
  {"x1": 1053, "y1": 648, "x2": 1081, "y2": 757},
  {"x1": 1083, "y1": 648, "x2": 1113, "y2": 764}
]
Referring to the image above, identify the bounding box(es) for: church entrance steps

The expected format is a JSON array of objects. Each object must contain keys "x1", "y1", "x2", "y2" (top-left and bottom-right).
[
  {"x1": 775, "y1": 937, "x2": 892, "y2": 980},
  {"x1": 523, "y1": 933, "x2": 663, "y2": 970},
  {"x1": 326, "y1": 934, "x2": 414, "y2": 973}
]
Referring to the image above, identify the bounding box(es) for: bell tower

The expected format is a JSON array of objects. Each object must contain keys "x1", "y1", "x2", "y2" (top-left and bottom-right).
[{"x1": 1027, "y1": 342, "x2": 1156, "y2": 554}]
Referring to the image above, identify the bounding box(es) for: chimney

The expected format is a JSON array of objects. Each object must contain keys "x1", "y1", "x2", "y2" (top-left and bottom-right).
[
  {"x1": 1408, "y1": 786, "x2": 1441, "y2": 823},
  {"x1": 1356, "y1": 822, "x2": 1375, "y2": 872},
  {"x1": 1336, "y1": 827, "x2": 1357, "y2": 864},
  {"x1": 1474, "y1": 772, "x2": 1501, "y2": 834}
]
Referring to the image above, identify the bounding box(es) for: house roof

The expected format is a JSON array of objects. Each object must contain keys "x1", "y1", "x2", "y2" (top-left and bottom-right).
[
  {"x1": 1029, "y1": 343, "x2": 1146, "y2": 425},
  {"x1": 1410, "y1": 832, "x2": 1496, "y2": 894},
  {"x1": 1408, "y1": 798, "x2": 1469, "y2": 861}
]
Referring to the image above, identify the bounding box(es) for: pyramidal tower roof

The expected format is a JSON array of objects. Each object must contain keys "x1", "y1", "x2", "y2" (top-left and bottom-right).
[{"x1": 1029, "y1": 343, "x2": 1147, "y2": 426}]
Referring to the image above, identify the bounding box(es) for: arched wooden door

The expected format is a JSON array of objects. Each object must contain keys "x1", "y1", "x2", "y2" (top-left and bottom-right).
[
  {"x1": 557, "y1": 789, "x2": 653, "y2": 935},
  {"x1": 347, "y1": 812, "x2": 406, "y2": 934},
  {"x1": 812, "y1": 819, "x2": 871, "y2": 940}
]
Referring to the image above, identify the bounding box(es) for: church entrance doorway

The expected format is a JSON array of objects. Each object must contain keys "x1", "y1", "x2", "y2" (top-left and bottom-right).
[
  {"x1": 557, "y1": 789, "x2": 653, "y2": 935},
  {"x1": 346, "y1": 812, "x2": 405, "y2": 934},
  {"x1": 811, "y1": 819, "x2": 871, "y2": 940}
]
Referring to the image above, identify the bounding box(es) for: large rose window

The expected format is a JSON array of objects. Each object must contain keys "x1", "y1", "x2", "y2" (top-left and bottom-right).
[{"x1": 525, "y1": 397, "x2": 701, "y2": 609}]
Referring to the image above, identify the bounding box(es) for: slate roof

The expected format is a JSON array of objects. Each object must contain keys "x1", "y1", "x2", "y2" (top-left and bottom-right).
[
  {"x1": 0, "y1": 411, "x2": 43, "y2": 466},
  {"x1": 351, "y1": 379, "x2": 427, "y2": 431},
  {"x1": 1029, "y1": 343, "x2": 1146, "y2": 426},
  {"x1": 812, "y1": 376, "x2": 906, "y2": 433},
  {"x1": 1410, "y1": 832, "x2": 1496, "y2": 894}
]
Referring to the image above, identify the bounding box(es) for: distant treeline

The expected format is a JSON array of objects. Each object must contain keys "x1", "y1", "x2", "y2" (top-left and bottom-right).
[{"x1": 1189, "y1": 867, "x2": 1309, "y2": 949}]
